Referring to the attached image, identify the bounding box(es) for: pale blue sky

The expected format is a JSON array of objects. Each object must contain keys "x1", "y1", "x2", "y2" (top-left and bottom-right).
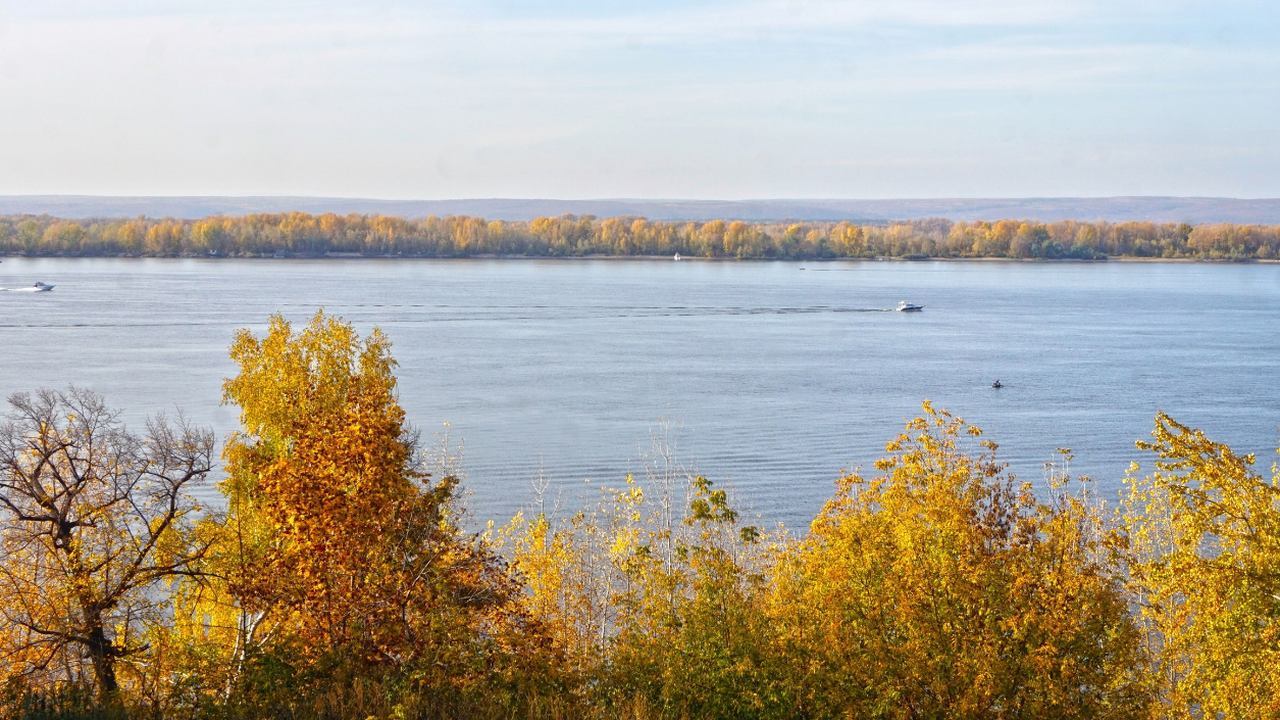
[{"x1": 1, "y1": 0, "x2": 1277, "y2": 199}]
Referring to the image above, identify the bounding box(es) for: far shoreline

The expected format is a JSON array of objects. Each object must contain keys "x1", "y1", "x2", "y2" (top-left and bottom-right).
[{"x1": 3, "y1": 253, "x2": 1278, "y2": 264}]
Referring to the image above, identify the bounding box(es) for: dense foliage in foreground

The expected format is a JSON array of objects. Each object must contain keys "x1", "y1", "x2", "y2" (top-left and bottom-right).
[
  {"x1": 2, "y1": 312, "x2": 1278, "y2": 720},
  {"x1": 5, "y1": 212, "x2": 1280, "y2": 259}
]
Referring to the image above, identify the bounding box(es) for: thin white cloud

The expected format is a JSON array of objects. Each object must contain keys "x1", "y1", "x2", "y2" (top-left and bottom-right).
[
  {"x1": 0, "y1": 0, "x2": 1276, "y2": 197},
  {"x1": 0, "y1": 0, "x2": 1095, "y2": 54}
]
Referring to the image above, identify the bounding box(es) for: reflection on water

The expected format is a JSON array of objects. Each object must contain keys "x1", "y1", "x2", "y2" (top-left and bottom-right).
[{"x1": 1, "y1": 257, "x2": 1278, "y2": 529}]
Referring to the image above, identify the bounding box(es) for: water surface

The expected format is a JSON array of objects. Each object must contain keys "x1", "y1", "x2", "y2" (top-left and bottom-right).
[{"x1": 2, "y1": 257, "x2": 1277, "y2": 528}]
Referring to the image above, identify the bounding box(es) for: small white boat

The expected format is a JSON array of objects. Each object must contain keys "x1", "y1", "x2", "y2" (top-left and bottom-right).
[
  {"x1": 3, "y1": 282, "x2": 56, "y2": 292},
  {"x1": 674, "y1": 253, "x2": 681, "y2": 261},
  {"x1": 896, "y1": 301, "x2": 923, "y2": 312}
]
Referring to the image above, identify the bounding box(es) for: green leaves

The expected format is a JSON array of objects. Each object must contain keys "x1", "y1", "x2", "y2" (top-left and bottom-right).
[{"x1": 687, "y1": 476, "x2": 738, "y2": 526}]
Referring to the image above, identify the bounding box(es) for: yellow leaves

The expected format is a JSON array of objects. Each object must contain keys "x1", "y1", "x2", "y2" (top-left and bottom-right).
[
  {"x1": 16, "y1": 313, "x2": 1280, "y2": 718},
  {"x1": 774, "y1": 403, "x2": 1146, "y2": 718},
  {"x1": 0, "y1": 388, "x2": 215, "y2": 701},
  {"x1": 606, "y1": 527, "x2": 636, "y2": 560},
  {"x1": 182, "y1": 311, "x2": 526, "y2": 688},
  {"x1": 1120, "y1": 412, "x2": 1280, "y2": 719},
  {"x1": 7, "y1": 211, "x2": 1280, "y2": 259}
]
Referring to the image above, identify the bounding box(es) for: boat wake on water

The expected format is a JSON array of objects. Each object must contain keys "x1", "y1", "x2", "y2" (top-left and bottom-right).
[{"x1": 0, "y1": 282, "x2": 56, "y2": 292}]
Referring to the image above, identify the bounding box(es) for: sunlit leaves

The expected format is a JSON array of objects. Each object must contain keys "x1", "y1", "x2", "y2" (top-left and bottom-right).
[
  {"x1": 774, "y1": 405, "x2": 1148, "y2": 719},
  {"x1": 1120, "y1": 413, "x2": 1280, "y2": 719},
  {"x1": 176, "y1": 311, "x2": 531, "y2": 711},
  {"x1": 4, "y1": 212, "x2": 1278, "y2": 259},
  {"x1": 0, "y1": 388, "x2": 214, "y2": 702},
  {"x1": 6, "y1": 315, "x2": 1280, "y2": 719}
]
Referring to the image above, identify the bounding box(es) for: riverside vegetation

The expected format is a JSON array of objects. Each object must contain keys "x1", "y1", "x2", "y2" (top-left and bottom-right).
[
  {"x1": 5, "y1": 213, "x2": 1280, "y2": 260},
  {"x1": 1, "y1": 312, "x2": 1278, "y2": 720}
]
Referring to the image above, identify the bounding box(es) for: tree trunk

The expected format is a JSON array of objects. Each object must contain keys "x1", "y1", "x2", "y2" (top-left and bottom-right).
[{"x1": 85, "y1": 621, "x2": 119, "y2": 700}]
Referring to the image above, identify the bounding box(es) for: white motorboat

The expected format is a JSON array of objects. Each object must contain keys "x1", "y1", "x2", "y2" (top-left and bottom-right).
[
  {"x1": 896, "y1": 301, "x2": 923, "y2": 312},
  {"x1": 3, "y1": 282, "x2": 56, "y2": 292}
]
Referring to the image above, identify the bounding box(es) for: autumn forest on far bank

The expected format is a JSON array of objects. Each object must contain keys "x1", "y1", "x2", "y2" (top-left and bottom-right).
[
  {"x1": 5, "y1": 213, "x2": 1280, "y2": 260},
  {"x1": 2, "y1": 311, "x2": 1278, "y2": 720}
]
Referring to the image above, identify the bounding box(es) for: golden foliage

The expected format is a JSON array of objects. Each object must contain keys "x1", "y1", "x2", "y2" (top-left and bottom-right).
[
  {"x1": 6, "y1": 317, "x2": 1280, "y2": 720},
  {"x1": 0, "y1": 388, "x2": 214, "y2": 701},
  {"x1": 5, "y1": 212, "x2": 1279, "y2": 259},
  {"x1": 498, "y1": 466, "x2": 784, "y2": 718},
  {"x1": 174, "y1": 312, "x2": 532, "y2": 708},
  {"x1": 772, "y1": 404, "x2": 1147, "y2": 718},
  {"x1": 1120, "y1": 413, "x2": 1280, "y2": 719}
]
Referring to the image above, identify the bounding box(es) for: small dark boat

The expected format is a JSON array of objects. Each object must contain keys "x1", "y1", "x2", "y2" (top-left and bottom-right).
[{"x1": 992, "y1": 380, "x2": 1003, "y2": 389}]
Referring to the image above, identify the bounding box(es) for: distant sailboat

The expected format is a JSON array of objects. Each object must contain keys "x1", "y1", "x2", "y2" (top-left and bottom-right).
[{"x1": 674, "y1": 253, "x2": 681, "y2": 261}]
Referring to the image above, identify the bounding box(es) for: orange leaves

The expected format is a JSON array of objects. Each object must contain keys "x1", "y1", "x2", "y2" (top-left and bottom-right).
[{"x1": 185, "y1": 311, "x2": 530, "y2": 692}]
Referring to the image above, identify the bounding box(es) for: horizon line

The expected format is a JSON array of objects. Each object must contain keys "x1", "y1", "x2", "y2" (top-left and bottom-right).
[{"x1": 4, "y1": 194, "x2": 1280, "y2": 202}]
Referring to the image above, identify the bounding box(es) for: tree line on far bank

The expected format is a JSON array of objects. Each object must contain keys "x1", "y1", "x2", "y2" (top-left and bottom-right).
[
  {"x1": 3, "y1": 212, "x2": 1280, "y2": 260},
  {"x1": 2, "y1": 311, "x2": 1277, "y2": 720}
]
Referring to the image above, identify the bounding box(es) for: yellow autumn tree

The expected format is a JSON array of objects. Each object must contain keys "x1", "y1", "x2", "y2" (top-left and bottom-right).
[
  {"x1": 176, "y1": 312, "x2": 530, "y2": 710},
  {"x1": 499, "y1": 472, "x2": 674, "y2": 700},
  {"x1": 1120, "y1": 413, "x2": 1280, "y2": 719},
  {"x1": 606, "y1": 475, "x2": 786, "y2": 719},
  {"x1": 500, "y1": 457, "x2": 786, "y2": 719},
  {"x1": 771, "y1": 404, "x2": 1149, "y2": 719}
]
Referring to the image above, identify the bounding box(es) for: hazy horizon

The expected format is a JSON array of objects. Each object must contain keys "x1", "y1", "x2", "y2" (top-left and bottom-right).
[
  {"x1": 2, "y1": 1, "x2": 1277, "y2": 199},
  {"x1": 6, "y1": 195, "x2": 1280, "y2": 224}
]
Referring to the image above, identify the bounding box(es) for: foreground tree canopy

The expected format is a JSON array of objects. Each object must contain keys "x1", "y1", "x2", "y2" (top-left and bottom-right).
[
  {"x1": 4, "y1": 212, "x2": 1280, "y2": 260},
  {"x1": 2, "y1": 312, "x2": 1278, "y2": 720}
]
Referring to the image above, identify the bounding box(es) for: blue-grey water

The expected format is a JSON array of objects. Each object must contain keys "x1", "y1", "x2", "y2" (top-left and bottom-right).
[{"x1": 1, "y1": 257, "x2": 1277, "y2": 529}]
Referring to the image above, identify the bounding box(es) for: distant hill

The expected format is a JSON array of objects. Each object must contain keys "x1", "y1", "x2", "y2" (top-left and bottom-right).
[{"x1": 3, "y1": 196, "x2": 1280, "y2": 224}]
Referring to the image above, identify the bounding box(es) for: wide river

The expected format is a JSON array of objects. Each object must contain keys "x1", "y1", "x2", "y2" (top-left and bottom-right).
[{"x1": 1, "y1": 257, "x2": 1277, "y2": 529}]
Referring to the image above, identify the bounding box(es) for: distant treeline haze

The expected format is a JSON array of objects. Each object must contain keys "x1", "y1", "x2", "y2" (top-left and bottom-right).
[{"x1": 3, "y1": 212, "x2": 1280, "y2": 259}]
